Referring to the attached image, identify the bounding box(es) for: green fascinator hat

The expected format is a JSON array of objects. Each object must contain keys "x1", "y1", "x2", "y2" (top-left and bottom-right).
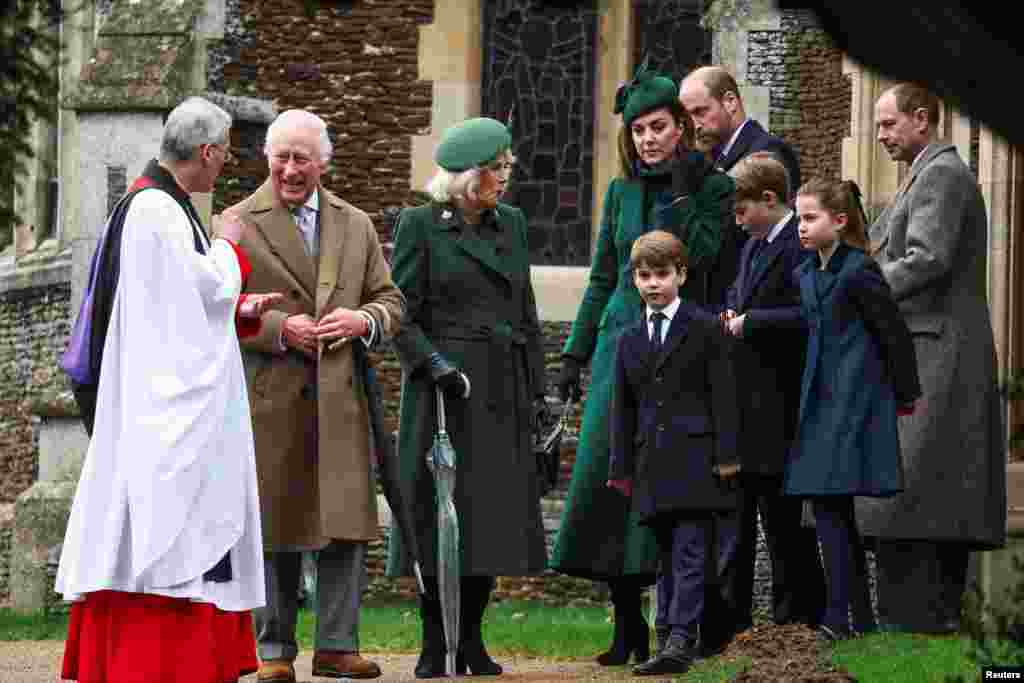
[
  {"x1": 435, "y1": 117, "x2": 512, "y2": 172},
  {"x1": 614, "y1": 55, "x2": 679, "y2": 126}
]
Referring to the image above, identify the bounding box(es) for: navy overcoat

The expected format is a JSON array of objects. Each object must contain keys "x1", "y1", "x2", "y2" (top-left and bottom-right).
[
  {"x1": 610, "y1": 303, "x2": 740, "y2": 525},
  {"x1": 726, "y1": 214, "x2": 811, "y2": 476},
  {"x1": 785, "y1": 245, "x2": 921, "y2": 497}
]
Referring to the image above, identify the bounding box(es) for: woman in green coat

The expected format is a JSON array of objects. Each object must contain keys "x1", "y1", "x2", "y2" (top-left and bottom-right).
[
  {"x1": 385, "y1": 117, "x2": 548, "y2": 678},
  {"x1": 550, "y1": 66, "x2": 739, "y2": 664}
]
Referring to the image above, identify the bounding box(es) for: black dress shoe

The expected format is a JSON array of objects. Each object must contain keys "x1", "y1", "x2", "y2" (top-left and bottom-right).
[
  {"x1": 632, "y1": 633, "x2": 699, "y2": 676},
  {"x1": 815, "y1": 624, "x2": 851, "y2": 646}
]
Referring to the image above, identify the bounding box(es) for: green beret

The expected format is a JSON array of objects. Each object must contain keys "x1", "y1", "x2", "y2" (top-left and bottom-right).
[
  {"x1": 435, "y1": 117, "x2": 512, "y2": 172},
  {"x1": 615, "y1": 71, "x2": 678, "y2": 126}
]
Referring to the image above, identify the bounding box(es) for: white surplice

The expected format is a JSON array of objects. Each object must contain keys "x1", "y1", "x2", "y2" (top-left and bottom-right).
[{"x1": 56, "y1": 188, "x2": 265, "y2": 612}]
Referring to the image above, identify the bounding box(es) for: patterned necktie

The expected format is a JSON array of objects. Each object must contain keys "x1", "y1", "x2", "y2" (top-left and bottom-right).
[
  {"x1": 650, "y1": 312, "x2": 666, "y2": 354},
  {"x1": 292, "y1": 205, "x2": 316, "y2": 257}
]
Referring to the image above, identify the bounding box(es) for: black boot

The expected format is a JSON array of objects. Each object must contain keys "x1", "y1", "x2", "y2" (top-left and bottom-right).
[
  {"x1": 415, "y1": 584, "x2": 449, "y2": 678},
  {"x1": 596, "y1": 580, "x2": 650, "y2": 666},
  {"x1": 456, "y1": 576, "x2": 503, "y2": 676}
]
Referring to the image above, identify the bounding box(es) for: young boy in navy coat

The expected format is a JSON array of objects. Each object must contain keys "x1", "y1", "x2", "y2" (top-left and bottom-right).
[
  {"x1": 608, "y1": 230, "x2": 740, "y2": 676},
  {"x1": 712, "y1": 153, "x2": 826, "y2": 644}
]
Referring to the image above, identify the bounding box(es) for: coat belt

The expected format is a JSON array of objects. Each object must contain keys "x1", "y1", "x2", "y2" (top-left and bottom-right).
[{"x1": 429, "y1": 322, "x2": 529, "y2": 412}]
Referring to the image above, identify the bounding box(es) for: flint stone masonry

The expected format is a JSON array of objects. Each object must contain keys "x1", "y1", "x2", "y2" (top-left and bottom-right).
[
  {"x1": 0, "y1": 281, "x2": 72, "y2": 505},
  {"x1": 747, "y1": 8, "x2": 850, "y2": 182},
  {"x1": 10, "y1": 482, "x2": 76, "y2": 612},
  {"x1": 210, "y1": 0, "x2": 435, "y2": 247}
]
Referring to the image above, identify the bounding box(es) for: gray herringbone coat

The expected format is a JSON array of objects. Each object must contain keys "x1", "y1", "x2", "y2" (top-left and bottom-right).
[{"x1": 856, "y1": 143, "x2": 1006, "y2": 550}]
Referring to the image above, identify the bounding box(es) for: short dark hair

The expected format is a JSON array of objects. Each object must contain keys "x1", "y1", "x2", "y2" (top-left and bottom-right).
[
  {"x1": 630, "y1": 230, "x2": 688, "y2": 270},
  {"x1": 729, "y1": 151, "x2": 790, "y2": 203},
  {"x1": 888, "y1": 83, "x2": 941, "y2": 127}
]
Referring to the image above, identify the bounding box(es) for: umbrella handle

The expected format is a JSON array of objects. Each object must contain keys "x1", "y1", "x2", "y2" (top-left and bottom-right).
[{"x1": 435, "y1": 387, "x2": 447, "y2": 434}]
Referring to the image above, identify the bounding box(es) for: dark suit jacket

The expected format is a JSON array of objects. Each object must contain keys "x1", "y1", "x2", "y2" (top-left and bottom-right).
[
  {"x1": 718, "y1": 119, "x2": 802, "y2": 198},
  {"x1": 726, "y1": 215, "x2": 812, "y2": 475},
  {"x1": 610, "y1": 302, "x2": 740, "y2": 524}
]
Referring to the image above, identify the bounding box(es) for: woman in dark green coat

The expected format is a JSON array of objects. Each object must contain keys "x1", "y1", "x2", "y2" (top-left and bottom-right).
[
  {"x1": 550, "y1": 66, "x2": 739, "y2": 664},
  {"x1": 385, "y1": 117, "x2": 548, "y2": 678}
]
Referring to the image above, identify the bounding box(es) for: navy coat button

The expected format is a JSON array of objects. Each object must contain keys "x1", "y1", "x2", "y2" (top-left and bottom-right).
[
  {"x1": 301, "y1": 383, "x2": 316, "y2": 400},
  {"x1": 657, "y1": 424, "x2": 665, "y2": 431}
]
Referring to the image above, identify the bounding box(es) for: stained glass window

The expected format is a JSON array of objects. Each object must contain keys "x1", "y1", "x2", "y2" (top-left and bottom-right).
[
  {"x1": 632, "y1": 0, "x2": 711, "y2": 85},
  {"x1": 482, "y1": 0, "x2": 598, "y2": 266}
]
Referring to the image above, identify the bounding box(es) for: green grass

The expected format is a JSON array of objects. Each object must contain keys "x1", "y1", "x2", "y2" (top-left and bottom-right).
[
  {"x1": 0, "y1": 608, "x2": 70, "y2": 640},
  {"x1": 831, "y1": 632, "x2": 978, "y2": 682},
  {"x1": 2, "y1": 602, "x2": 1000, "y2": 683}
]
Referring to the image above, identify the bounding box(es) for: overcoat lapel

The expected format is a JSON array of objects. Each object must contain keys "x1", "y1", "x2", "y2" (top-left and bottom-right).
[
  {"x1": 434, "y1": 203, "x2": 511, "y2": 283},
  {"x1": 248, "y1": 183, "x2": 316, "y2": 302},
  {"x1": 741, "y1": 218, "x2": 797, "y2": 308},
  {"x1": 315, "y1": 189, "x2": 349, "y2": 317},
  {"x1": 869, "y1": 143, "x2": 954, "y2": 253},
  {"x1": 655, "y1": 306, "x2": 691, "y2": 371},
  {"x1": 720, "y1": 120, "x2": 761, "y2": 171}
]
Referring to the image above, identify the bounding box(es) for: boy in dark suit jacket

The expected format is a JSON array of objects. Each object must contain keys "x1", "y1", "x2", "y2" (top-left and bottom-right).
[
  {"x1": 608, "y1": 230, "x2": 740, "y2": 676},
  {"x1": 709, "y1": 153, "x2": 826, "y2": 647}
]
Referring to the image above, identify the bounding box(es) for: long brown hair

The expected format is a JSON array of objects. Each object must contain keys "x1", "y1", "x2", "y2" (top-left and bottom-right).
[
  {"x1": 616, "y1": 100, "x2": 694, "y2": 179},
  {"x1": 796, "y1": 177, "x2": 870, "y2": 252}
]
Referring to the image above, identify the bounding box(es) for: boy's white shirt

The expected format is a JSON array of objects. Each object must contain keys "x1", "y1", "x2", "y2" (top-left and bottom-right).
[{"x1": 645, "y1": 296, "x2": 682, "y2": 344}]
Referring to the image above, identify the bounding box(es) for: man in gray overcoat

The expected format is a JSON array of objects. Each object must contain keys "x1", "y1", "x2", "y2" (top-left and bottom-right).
[{"x1": 858, "y1": 83, "x2": 1007, "y2": 634}]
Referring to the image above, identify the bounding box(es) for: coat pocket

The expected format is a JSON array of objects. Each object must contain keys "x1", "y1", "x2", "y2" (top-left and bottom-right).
[
  {"x1": 906, "y1": 314, "x2": 945, "y2": 338},
  {"x1": 671, "y1": 414, "x2": 713, "y2": 436}
]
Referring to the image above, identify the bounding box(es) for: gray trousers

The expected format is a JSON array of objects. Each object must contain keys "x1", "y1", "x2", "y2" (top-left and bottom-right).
[{"x1": 254, "y1": 541, "x2": 368, "y2": 661}]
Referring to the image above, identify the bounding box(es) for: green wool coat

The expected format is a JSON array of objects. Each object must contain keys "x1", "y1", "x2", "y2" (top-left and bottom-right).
[
  {"x1": 549, "y1": 171, "x2": 735, "y2": 580},
  {"x1": 385, "y1": 202, "x2": 549, "y2": 577}
]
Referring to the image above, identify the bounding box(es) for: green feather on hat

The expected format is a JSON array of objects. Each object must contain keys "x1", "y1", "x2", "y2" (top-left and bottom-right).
[
  {"x1": 614, "y1": 55, "x2": 679, "y2": 126},
  {"x1": 435, "y1": 117, "x2": 512, "y2": 172}
]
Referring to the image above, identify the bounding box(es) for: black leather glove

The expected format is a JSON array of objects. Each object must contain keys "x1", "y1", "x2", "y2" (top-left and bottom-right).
[
  {"x1": 533, "y1": 395, "x2": 554, "y2": 434},
  {"x1": 427, "y1": 352, "x2": 470, "y2": 399},
  {"x1": 557, "y1": 356, "x2": 582, "y2": 403},
  {"x1": 672, "y1": 150, "x2": 714, "y2": 199}
]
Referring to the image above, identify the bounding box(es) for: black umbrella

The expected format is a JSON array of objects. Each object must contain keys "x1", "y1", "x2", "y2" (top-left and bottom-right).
[{"x1": 353, "y1": 343, "x2": 425, "y2": 594}]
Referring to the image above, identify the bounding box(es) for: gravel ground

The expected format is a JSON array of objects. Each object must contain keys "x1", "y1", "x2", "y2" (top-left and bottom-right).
[
  {"x1": 0, "y1": 642, "x2": 663, "y2": 683},
  {"x1": 0, "y1": 626, "x2": 852, "y2": 683}
]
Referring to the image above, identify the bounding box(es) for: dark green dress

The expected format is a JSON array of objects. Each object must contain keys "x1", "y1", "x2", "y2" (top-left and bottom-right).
[
  {"x1": 548, "y1": 166, "x2": 736, "y2": 580},
  {"x1": 385, "y1": 202, "x2": 548, "y2": 578}
]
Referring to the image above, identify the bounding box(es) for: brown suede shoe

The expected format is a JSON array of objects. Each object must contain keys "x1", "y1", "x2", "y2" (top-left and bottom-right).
[
  {"x1": 312, "y1": 650, "x2": 382, "y2": 679},
  {"x1": 257, "y1": 659, "x2": 296, "y2": 683}
]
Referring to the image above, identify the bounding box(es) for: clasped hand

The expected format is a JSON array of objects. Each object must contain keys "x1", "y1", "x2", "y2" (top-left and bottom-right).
[
  {"x1": 283, "y1": 309, "x2": 367, "y2": 359},
  {"x1": 719, "y1": 309, "x2": 746, "y2": 338}
]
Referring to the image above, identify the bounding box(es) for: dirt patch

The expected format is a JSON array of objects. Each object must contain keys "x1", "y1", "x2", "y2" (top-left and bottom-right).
[{"x1": 725, "y1": 624, "x2": 855, "y2": 682}]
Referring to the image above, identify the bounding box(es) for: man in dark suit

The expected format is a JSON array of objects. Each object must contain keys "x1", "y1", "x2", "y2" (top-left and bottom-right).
[
  {"x1": 679, "y1": 66, "x2": 806, "y2": 648},
  {"x1": 679, "y1": 66, "x2": 801, "y2": 196},
  {"x1": 720, "y1": 152, "x2": 825, "y2": 635},
  {"x1": 608, "y1": 229, "x2": 740, "y2": 676}
]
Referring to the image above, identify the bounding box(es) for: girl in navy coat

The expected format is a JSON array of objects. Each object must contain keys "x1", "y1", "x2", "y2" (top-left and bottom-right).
[{"x1": 787, "y1": 178, "x2": 921, "y2": 642}]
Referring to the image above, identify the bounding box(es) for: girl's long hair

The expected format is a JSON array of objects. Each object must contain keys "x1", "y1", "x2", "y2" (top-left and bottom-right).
[{"x1": 796, "y1": 177, "x2": 870, "y2": 252}]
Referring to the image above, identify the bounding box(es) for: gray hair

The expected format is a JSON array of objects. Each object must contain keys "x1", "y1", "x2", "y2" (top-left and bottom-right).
[
  {"x1": 159, "y1": 97, "x2": 232, "y2": 163},
  {"x1": 426, "y1": 167, "x2": 482, "y2": 203},
  {"x1": 264, "y1": 109, "x2": 333, "y2": 163}
]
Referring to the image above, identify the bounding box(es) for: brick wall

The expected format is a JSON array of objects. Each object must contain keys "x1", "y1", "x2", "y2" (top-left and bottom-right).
[
  {"x1": 748, "y1": 8, "x2": 850, "y2": 184},
  {"x1": 209, "y1": 0, "x2": 434, "y2": 250},
  {"x1": 0, "y1": 281, "x2": 71, "y2": 505}
]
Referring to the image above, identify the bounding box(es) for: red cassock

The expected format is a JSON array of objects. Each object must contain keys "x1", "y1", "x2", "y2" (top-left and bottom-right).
[{"x1": 62, "y1": 591, "x2": 258, "y2": 683}]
